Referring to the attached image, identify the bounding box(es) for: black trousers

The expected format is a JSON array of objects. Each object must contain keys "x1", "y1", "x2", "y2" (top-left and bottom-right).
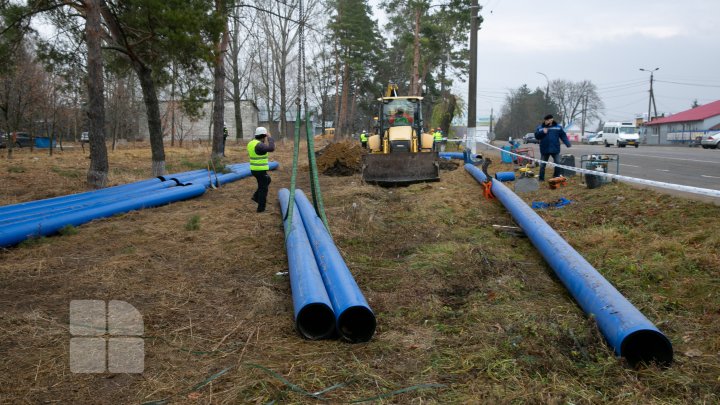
[
  {"x1": 539, "y1": 153, "x2": 560, "y2": 180},
  {"x1": 251, "y1": 170, "x2": 271, "y2": 212}
]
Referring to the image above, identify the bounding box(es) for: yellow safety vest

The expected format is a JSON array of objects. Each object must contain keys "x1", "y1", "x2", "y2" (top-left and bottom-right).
[
  {"x1": 433, "y1": 131, "x2": 442, "y2": 142},
  {"x1": 247, "y1": 139, "x2": 269, "y2": 171},
  {"x1": 360, "y1": 133, "x2": 368, "y2": 142}
]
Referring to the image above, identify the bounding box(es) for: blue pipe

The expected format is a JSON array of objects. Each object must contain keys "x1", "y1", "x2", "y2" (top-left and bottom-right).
[
  {"x1": 0, "y1": 184, "x2": 207, "y2": 248},
  {"x1": 0, "y1": 178, "x2": 161, "y2": 217},
  {"x1": 278, "y1": 189, "x2": 336, "y2": 340},
  {"x1": 293, "y1": 189, "x2": 376, "y2": 342},
  {"x1": 0, "y1": 169, "x2": 210, "y2": 219},
  {"x1": 190, "y1": 162, "x2": 278, "y2": 188},
  {"x1": 465, "y1": 164, "x2": 672, "y2": 367},
  {"x1": 494, "y1": 171, "x2": 516, "y2": 182},
  {"x1": 0, "y1": 178, "x2": 202, "y2": 227},
  {"x1": 439, "y1": 152, "x2": 465, "y2": 160},
  {"x1": 0, "y1": 179, "x2": 184, "y2": 225}
]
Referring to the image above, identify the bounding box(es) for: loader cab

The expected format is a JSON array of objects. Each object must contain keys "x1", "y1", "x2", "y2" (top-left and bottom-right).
[{"x1": 373, "y1": 96, "x2": 428, "y2": 153}]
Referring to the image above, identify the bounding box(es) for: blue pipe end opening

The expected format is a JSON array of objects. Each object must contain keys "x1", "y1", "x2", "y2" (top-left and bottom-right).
[
  {"x1": 338, "y1": 306, "x2": 377, "y2": 343},
  {"x1": 296, "y1": 303, "x2": 336, "y2": 340},
  {"x1": 621, "y1": 329, "x2": 673, "y2": 368}
]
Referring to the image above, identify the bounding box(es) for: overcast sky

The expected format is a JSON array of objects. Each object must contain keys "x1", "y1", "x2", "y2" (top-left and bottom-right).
[{"x1": 371, "y1": 0, "x2": 720, "y2": 124}]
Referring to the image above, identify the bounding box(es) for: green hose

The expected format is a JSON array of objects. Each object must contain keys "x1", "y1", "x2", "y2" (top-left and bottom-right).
[
  {"x1": 284, "y1": 103, "x2": 302, "y2": 239},
  {"x1": 305, "y1": 111, "x2": 330, "y2": 230}
]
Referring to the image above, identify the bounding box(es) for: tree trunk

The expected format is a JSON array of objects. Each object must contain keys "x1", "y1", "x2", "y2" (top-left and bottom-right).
[
  {"x1": 333, "y1": 46, "x2": 340, "y2": 136},
  {"x1": 278, "y1": 65, "x2": 287, "y2": 140},
  {"x1": 85, "y1": 0, "x2": 109, "y2": 188},
  {"x1": 211, "y1": 11, "x2": 230, "y2": 159},
  {"x1": 349, "y1": 82, "x2": 358, "y2": 133},
  {"x1": 170, "y1": 63, "x2": 176, "y2": 147},
  {"x1": 338, "y1": 62, "x2": 350, "y2": 138},
  {"x1": 410, "y1": 8, "x2": 421, "y2": 96},
  {"x1": 232, "y1": 61, "x2": 243, "y2": 141},
  {"x1": 135, "y1": 62, "x2": 165, "y2": 176}
]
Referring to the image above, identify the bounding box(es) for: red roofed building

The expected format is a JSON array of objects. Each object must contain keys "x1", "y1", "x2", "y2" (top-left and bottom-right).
[{"x1": 644, "y1": 100, "x2": 720, "y2": 144}]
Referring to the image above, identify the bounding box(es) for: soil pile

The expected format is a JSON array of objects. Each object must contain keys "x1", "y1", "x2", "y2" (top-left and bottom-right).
[{"x1": 315, "y1": 141, "x2": 363, "y2": 176}]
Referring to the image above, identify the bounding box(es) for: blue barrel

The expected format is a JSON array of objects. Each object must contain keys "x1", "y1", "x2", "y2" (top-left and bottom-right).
[{"x1": 501, "y1": 145, "x2": 513, "y2": 163}]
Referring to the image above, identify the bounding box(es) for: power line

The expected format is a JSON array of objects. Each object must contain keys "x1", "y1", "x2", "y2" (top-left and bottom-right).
[
  {"x1": 655, "y1": 80, "x2": 720, "y2": 88},
  {"x1": 601, "y1": 90, "x2": 647, "y2": 99}
]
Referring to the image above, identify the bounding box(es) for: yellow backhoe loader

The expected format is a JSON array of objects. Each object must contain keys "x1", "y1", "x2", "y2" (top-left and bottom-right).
[{"x1": 361, "y1": 85, "x2": 439, "y2": 184}]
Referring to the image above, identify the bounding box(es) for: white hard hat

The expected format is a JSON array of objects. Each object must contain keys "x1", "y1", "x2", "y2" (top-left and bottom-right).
[{"x1": 254, "y1": 126, "x2": 268, "y2": 136}]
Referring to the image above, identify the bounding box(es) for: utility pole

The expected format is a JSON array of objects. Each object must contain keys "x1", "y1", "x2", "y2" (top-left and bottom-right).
[
  {"x1": 580, "y1": 95, "x2": 587, "y2": 141},
  {"x1": 640, "y1": 67, "x2": 659, "y2": 143},
  {"x1": 467, "y1": 0, "x2": 479, "y2": 154}
]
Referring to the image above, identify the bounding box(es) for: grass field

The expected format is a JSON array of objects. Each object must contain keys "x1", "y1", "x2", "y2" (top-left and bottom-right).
[{"x1": 0, "y1": 141, "x2": 718, "y2": 404}]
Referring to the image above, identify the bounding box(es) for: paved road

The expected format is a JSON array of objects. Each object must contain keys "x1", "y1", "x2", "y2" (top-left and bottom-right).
[{"x1": 481, "y1": 142, "x2": 720, "y2": 192}]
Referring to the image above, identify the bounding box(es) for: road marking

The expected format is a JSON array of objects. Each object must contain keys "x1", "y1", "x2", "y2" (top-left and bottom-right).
[
  {"x1": 701, "y1": 175, "x2": 720, "y2": 179},
  {"x1": 657, "y1": 169, "x2": 670, "y2": 172},
  {"x1": 620, "y1": 163, "x2": 640, "y2": 168},
  {"x1": 620, "y1": 153, "x2": 720, "y2": 164}
]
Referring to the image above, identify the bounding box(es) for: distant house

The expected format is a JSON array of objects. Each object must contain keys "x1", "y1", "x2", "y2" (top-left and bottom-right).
[
  {"x1": 138, "y1": 100, "x2": 259, "y2": 143},
  {"x1": 645, "y1": 100, "x2": 720, "y2": 144},
  {"x1": 257, "y1": 107, "x2": 320, "y2": 138},
  {"x1": 564, "y1": 122, "x2": 583, "y2": 143}
]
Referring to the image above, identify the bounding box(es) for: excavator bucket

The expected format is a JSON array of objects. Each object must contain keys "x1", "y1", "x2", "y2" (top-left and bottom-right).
[{"x1": 362, "y1": 152, "x2": 440, "y2": 185}]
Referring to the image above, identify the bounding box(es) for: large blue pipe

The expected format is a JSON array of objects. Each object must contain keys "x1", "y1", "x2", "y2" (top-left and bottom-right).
[
  {"x1": 189, "y1": 162, "x2": 278, "y2": 188},
  {"x1": 439, "y1": 152, "x2": 465, "y2": 160},
  {"x1": 0, "y1": 179, "x2": 182, "y2": 225},
  {"x1": 0, "y1": 170, "x2": 215, "y2": 224},
  {"x1": 0, "y1": 169, "x2": 210, "y2": 219},
  {"x1": 0, "y1": 184, "x2": 207, "y2": 248},
  {"x1": 278, "y1": 189, "x2": 336, "y2": 340},
  {"x1": 293, "y1": 189, "x2": 376, "y2": 343},
  {"x1": 465, "y1": 164, "x2": 673, "y2": 367}
]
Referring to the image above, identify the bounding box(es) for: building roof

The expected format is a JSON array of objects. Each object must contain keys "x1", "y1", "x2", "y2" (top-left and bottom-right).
[{"x1": 646, "y1": 100, "x2": 720, "y2": 126}]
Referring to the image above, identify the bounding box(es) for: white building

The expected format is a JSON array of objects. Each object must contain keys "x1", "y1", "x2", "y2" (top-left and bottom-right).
[{"x1": 139, "y1": 100, "x2": 259, "y2": 143}]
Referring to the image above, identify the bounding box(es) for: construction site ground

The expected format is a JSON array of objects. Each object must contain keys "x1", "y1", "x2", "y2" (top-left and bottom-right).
[{"x1": 0, "y1": 140, "x2": 718, "y2": 404}]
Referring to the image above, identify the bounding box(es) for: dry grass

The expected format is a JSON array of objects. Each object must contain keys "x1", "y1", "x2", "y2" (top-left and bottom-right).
[{"x1": 0, "y1": 141, "x2": 718, "y2": 404}]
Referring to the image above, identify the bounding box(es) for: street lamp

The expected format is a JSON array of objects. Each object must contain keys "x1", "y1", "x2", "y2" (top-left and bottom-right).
[{"x1": 537, "y1": 71, "x2": 550, "y2": 99}]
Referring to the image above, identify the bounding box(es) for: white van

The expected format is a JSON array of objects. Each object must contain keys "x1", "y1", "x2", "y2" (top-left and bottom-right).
[{"x1": 596, "y1": 121, "x2": 640, "y2": 148}]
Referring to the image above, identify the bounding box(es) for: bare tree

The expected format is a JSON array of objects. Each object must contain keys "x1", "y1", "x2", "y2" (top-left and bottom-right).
[
  {"x1": 550, "y1": 79, "x2": 603, "y2": 127},
  {"x1": 226, "y1": 5, "x2": 255, "y2": 141},
  {"x1": 256, "y1": 0, "x2": 301, "y2": 139}
]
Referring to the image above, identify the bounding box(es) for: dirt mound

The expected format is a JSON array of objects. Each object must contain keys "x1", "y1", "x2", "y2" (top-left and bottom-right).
[
  {"x1": 439, "y1": 159, "x2": 460, "y2": 171},
  {"x1": 315, "y1": 141, "x2": 363, "y2": 176}
]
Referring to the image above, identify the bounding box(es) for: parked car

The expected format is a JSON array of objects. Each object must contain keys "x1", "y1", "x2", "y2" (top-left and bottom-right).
[
  {"x1": 688, "y1": 136, "x2": 703, "y2": 147},
  {"x1": 700, "y1": 131, "x2": 720, "y2": 149},
  {"x1": 0, "y1": 132, "x2": 33, "y2": 148},
  {"x1": 588, "y1": 132, "x2": 604, "y2": 145},
  {"x1": 522, "y1": 133, "x2": 538, "y2": 144}
]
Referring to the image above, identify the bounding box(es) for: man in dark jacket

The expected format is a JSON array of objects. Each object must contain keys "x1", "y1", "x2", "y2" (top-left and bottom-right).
[{"x1": 534, "y1": 114, "x2": 571, "y2": 181}]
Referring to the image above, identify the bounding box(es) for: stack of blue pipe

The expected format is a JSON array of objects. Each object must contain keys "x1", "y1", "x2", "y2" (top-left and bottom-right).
[
  {"x1": 465, "y1": 163, "x2": 673, "y2": 367},
  {"x1": 0, "y1": 162, "x2": 278, "y2": 248},
  {"x1": 278, "y1": 188, "x2": 376, "y2": 342}
]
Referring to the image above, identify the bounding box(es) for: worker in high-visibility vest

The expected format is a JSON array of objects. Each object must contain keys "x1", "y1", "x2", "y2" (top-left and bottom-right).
[
  {"x1": 247, "y1": 126, "x2": 275, "y2": 213},
  {"x1": 433, "y1": 128, "x2": 443, "y2": 151},
  {"x1": 360, "y1": 130, "x2": 368, "y2": 148}
]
